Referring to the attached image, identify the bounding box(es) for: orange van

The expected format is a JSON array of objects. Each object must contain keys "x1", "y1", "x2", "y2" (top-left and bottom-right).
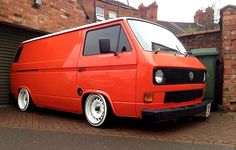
[{"x1": 11, "y1": 18, "x2": 211, "y2": 127}]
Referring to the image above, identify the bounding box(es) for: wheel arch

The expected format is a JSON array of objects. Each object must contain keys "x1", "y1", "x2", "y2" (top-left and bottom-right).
[{"x1": 81, "y1": 90, "x2": 117, "y2": 116}]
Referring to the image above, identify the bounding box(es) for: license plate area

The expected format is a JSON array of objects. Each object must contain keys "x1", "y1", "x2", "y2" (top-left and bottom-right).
[{"x1": 205, "y1": 103, "x2": 211, "y2": 118}]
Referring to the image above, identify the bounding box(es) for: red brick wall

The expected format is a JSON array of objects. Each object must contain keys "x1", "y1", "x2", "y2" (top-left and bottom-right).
[
  {"x1": 0, "y1": 0, "x2": 158, "y2": 33},
  {"x1": 178, "y1": 30, "x2": 222, "y2": 52},
  {"x1": 0, "y1": 0, "x2": 88, "y2": 32},
  {"x1": 221, "y1": 5, "x2": 236, "y2": 111},
  {"x1": 118, "y1": 6, "x2": 140, "y2": 18}
]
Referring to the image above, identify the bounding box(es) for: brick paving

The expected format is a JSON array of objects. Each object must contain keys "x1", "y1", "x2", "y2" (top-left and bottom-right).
[{"x1": 0, "y1": 106, "x2": 235, "y2": 147}]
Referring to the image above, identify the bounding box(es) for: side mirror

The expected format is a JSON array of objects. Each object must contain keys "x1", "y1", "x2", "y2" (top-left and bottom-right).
[{"x1": 99, "y1": 39, "x2": 110, "y2": 54}]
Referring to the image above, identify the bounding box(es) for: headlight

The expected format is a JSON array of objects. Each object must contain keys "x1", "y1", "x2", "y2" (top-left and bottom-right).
[
  {"x1": 203, "y1": 72, "x2": 206, "y2": 82},
  {"x1": 154, "y1": 69, "x2": 164, "y2": 84}
]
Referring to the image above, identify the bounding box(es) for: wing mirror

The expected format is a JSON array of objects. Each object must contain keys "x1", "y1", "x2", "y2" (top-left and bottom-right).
[{"x1": 99, "y1": 39, "x2": 118, "y2": 56}]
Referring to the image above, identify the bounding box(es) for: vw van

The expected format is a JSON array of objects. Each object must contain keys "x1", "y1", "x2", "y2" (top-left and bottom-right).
[{"x1": 10, "y1": 18, "x2": 211, "y2": 127}]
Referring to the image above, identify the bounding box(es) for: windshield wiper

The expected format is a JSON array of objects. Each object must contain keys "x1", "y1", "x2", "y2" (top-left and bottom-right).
[
  {"x1": 152, "y1": 42, "x2": 179, "y2": 54},
  {"x1": 161, "y1": 46, "x2": 179, "y2": 54},
  {"x1": 176, "y1": 45, "x2": 188, "y2": 56}
]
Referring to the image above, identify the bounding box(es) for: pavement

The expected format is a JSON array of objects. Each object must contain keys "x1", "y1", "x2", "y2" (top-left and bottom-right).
[
  {"x1": 0, "y1": 106, "x2": 236, "y2": 149},
  {"x1": 0, "y1": 127, "x2": 234, "y2": 150}
]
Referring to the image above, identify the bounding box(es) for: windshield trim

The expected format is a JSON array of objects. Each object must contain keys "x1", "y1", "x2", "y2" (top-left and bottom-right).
[{"x1": 126, "y1": 19, "x2": 186, "y2": 55}]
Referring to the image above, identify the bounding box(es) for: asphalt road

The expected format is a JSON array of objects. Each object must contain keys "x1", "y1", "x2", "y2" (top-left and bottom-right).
[{"x1": 0, "y1": 127, "x2": 234, "y2": 150}]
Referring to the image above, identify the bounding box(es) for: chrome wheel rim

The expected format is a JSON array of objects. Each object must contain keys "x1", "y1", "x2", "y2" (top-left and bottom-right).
[
  {"x1": 85, "y1": 94, "x2": 107, "y2": 126},
  {"x1": 18, "y1": 88, "x2": 30, "y2": 111}
]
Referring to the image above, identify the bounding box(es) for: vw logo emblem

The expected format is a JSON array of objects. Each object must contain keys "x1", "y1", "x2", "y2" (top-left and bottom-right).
[{"x1": 189, "y1": 71, "x2": 194, "y2": 81}]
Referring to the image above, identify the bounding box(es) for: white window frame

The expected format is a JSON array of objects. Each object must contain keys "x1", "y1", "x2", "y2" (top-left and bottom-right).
[
  {"x1": 109, "y1": 11, "x2": 117, "y2": 19},
  {"x1": 96, "y1": 7, "x2": 105, "y2": 22}
]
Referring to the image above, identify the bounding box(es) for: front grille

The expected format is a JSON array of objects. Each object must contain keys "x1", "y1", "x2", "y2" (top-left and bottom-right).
[
  {"x1": 164, "y1": 89, "x2": 203, "y2": 103},
  {"x1": 154, "y1": 68, "x2": 205, "y2": 85}
]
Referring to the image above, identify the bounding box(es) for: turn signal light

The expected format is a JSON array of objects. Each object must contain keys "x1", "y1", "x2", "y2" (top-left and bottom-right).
[{"x1": 144, "y1": 93, "x2": 153, "y2": 103}]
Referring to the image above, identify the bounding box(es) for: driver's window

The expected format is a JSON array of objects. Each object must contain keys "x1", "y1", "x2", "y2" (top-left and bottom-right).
[{"x1": 84, "y1": 25, "x2": 131, "y2": 56}]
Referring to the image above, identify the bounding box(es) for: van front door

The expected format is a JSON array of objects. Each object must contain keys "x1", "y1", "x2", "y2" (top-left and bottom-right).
[{"x1": 77, "y1": 23, "x2": 137, "y2": 117}]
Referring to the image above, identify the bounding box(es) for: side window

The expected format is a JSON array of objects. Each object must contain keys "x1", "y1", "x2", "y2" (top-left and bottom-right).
[
  {"x1": 118, "y1": 28, "x2": 131, "y2": 52},
  {"x1": 14, "y1": 46, "x2": 23, "y2": 62},
  {"x1": 84, "y1": 25, "x2": 131, "y2": 56}
]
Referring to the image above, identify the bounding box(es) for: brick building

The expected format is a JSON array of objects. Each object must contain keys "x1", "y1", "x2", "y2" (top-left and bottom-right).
[{"x1": 0, "y1": 0, "x2": 157, "y2": 105}]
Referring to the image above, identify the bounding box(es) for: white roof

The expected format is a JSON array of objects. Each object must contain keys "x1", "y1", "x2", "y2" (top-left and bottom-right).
[{"x1": 22, "y1": 17, "x2": 128, "y2": 44}]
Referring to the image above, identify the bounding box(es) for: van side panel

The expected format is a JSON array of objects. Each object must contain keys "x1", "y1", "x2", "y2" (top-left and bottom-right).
[{"x1": 11, "y1": 31, "x2": 82, "y2": 113}]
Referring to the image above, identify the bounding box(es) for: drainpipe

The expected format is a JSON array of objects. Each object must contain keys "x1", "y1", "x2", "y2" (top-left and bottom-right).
[
  {"x1": 94, "y1": 0, "x2": 96, "y2": 22},
  {"x1": 77, "y1": 0, "x2": 90, "y2": 20},
  {"x1": 118, "y1": 5, "x2": 120, "y2": 17},
  {"x1": 127, "y1": 0, "x2": 130, "y2": 16}
]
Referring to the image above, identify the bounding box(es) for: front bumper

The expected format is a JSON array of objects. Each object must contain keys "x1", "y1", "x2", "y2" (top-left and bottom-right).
[{"x1": 142, "y1": 100, "x2": 211, "y2": 121}]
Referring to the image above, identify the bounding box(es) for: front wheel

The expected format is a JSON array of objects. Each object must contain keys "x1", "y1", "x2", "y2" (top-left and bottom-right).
[{"x1": 84, "y1": 94, "x2": 110, "y2": 127}]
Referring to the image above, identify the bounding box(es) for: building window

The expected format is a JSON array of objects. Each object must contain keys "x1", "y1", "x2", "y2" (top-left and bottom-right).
[
  {"x1": 96, "y1": 7, "x2": 105, "y2": 22},
  {"x1": 109, "y1": 11, "x2": 117, "y2": 19}
]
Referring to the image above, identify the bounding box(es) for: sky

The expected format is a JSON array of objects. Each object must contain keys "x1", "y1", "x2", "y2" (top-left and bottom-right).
[{"x1": 117, "y1": 0, "x2": 236, "y2": 22}]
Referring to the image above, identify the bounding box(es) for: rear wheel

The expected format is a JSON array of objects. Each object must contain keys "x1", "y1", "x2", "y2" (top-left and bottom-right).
[
  {"x1": 84, "y1": 94, "x2": 110, "y2": 127},
  {"x1": 17, "y1": 88, "x2": 32, "y2": 112}
]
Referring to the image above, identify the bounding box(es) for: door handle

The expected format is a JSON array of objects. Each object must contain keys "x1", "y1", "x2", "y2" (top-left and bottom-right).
[{"x1": 78, "y1": 67, "x2": 86, "y2": 72}]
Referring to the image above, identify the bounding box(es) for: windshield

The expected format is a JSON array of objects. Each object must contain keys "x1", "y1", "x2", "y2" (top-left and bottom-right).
[{"x1": 127, "y1": 19, "x2": 187, "y2": 55}]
